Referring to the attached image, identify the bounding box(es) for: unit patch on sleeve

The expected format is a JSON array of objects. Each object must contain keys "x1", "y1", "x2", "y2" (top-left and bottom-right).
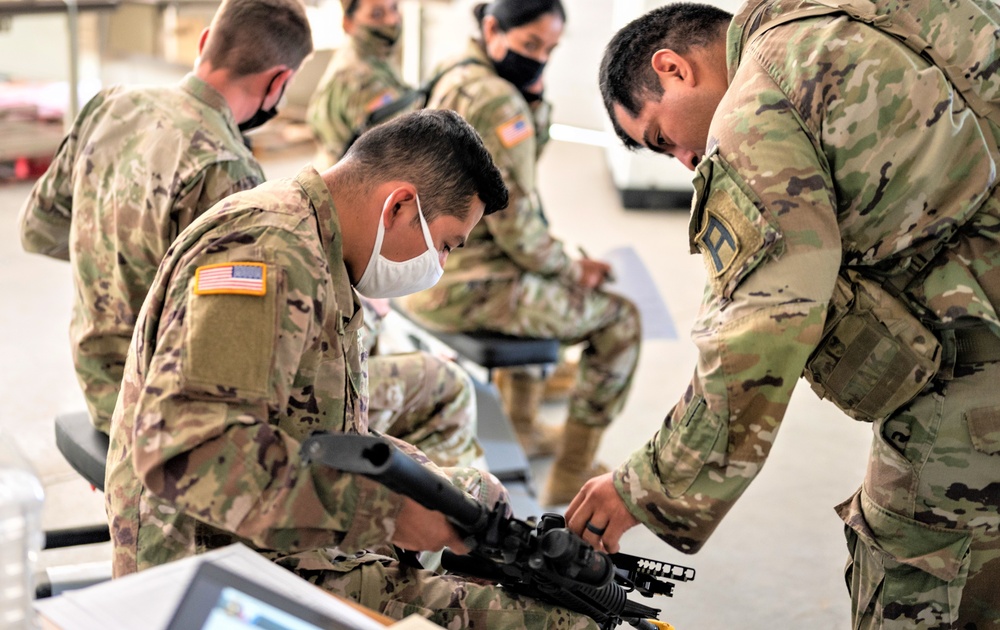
[
  {"x1": 365, "y1": 91, "x2": 395, "y2": 113},
  {"x1": 699, "y1": 211, "x2": 740, "y2": 277},
  {"x1": 194, "y1": 262, "x2": 267, "y2": 296},
  {"x1": 496, "y1": 113, "x2": 532, "y2": 148},
  {"x1": 695, "y1": 188, "x2": 767, "y2": 297}
]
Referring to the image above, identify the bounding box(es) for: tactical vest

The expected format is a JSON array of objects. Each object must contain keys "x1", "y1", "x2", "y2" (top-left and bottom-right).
[{"x1": 737, "y1": 0, "x2": 1000, "y2": 422}]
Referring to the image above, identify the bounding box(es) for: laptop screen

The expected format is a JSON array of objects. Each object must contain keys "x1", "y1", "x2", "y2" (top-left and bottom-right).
[{"x1": 166, "y1": 561, "x2": 356, "y2": 630}]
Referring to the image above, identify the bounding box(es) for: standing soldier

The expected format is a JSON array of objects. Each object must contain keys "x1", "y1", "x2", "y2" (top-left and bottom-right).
[
  {"x1": 307, "y1": 0, "x2": 413, "y2": 168},
  {"x1": 18, "y1": 0, "x2": 313, "y2": 435},
  {"x1": 569, "y1": 2, "x2": 1000, "y2": 627},
  {"x1": 399, "y1": 0, "x2": 642, "y2": 506}
]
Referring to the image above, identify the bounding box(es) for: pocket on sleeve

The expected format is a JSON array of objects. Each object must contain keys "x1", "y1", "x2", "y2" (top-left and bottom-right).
[{"x1": 658, "y1": 395, "x2": 728, "y2": 498}]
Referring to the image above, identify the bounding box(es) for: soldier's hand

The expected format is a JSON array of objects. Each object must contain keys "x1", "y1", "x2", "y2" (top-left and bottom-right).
[
  {"x1": 392, "y1": 497, "x2": 470, "y2": 554},
  {"x1": 575, "y1": 258, "x2": 612, "y2": 290},
  {"x1": 564, "y1": 472, "x2": 638, "y2": 554}
]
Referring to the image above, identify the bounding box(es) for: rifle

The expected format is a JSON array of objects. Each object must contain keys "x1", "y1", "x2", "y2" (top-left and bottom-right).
[{"x1": 301, "y1": 433, "x2": 695, "y2": 630}]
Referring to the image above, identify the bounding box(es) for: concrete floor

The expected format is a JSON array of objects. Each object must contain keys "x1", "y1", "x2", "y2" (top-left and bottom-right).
[{"x1": 1, "y1": 1, "x2": 877, "y2": 627}]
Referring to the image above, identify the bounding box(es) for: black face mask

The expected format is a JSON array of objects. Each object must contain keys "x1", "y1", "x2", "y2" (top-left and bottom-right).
[
  {"x1": 492, "y1": 48, "x2": 545, "y2": 92},
  {"x1": 239, "y1": 73, "x2": 285, "y2": 133}
]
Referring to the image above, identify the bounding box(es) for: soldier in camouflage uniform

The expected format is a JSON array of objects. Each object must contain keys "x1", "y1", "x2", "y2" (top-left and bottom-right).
[
  {"x1": 399, "y1": 0, "x2": 642, "y2": 507},
  {"x1": 104, "y1": 110, "x2": 596, "y2": 630},
  {"x1": 17, "y1": 0, "x2": 313, "y2": 434},
  {"x1": 307, "y1": 0, "x2": 414, "y2": 168},
  {"x1": 568, "y1": 1, "x2": 1000, "y2": 627},
  {"x1": 17, "y1": 0, "x2": 480, "y2": 472}
]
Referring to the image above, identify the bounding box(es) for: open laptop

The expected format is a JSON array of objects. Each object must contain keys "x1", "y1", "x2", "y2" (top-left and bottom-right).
[{"x1": 165, "y1": 561, "x2": 357, "y2": 630}]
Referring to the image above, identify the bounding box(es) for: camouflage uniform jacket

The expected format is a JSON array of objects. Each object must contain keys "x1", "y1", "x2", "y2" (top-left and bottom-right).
[
  {"x1": 306, "y1": 32, "x2": 412, "y2": 163},
  {"x1": 18, "y1": 74, "x2": 265, "y2": 433},
  {"x1": 616, "y1": 0, "x2": 1000, "y2": 553},
  {"x1": 417, "y1": 40, "x2": 570, "y2": 291},
  {"x1": 105, "y1": 166, "x2": 404, "y2": 576}
]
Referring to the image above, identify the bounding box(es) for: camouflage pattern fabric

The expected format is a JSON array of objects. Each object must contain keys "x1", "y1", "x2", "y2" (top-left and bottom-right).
[
  {"x1": 309, "y1": 560, "x2": 596, "y2": 629},
  {"x1": 306, "y1": 28, "x2": 414, "y2": 167},
  {"x1": 368, "y1": 352, "x2": 484, "y2": 467},
  {"x1": 103, "y1": 166, "x2": 595, "y2": 629},
  {"x1": 400, "y1": 40, "x2": 641, "y2": 428},
  {"x1": 613, "y1": 0, "x2": 1000, "y2": 626},
  {"x1": 18, "y1": 74, "x2": 264, "y2": 433}
]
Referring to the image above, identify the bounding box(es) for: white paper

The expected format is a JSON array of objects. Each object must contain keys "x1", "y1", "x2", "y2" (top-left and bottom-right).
[
  {"x1": 35, "y1": 544, "x2": 388, "y2": 630},
  {"x1": 599, "y1": 246, "x2": 677, "y2": 341}
]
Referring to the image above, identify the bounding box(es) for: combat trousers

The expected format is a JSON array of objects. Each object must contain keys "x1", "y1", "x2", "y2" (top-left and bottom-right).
[
  {"x1": 839, "y1": 361, "x2": 1000, "y2": 628},
  {"x1": 405, "y1": 273, "x2": 641, "y2": 429},
  {"x1": 367, "y1": 352, "x2": 483, "y2": 468}
]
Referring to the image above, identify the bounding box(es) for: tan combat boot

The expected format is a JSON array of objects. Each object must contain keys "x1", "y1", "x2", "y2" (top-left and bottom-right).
[
  {"x1": 495, "y1": 368, "x2": 563, "y2": 458},
  {"x1": 541, "y1": 422, "x2": 609, "y2": 507}
]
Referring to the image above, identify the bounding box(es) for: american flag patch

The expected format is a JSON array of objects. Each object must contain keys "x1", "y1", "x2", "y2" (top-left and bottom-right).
[
  {"x1": 365, "y1": 91, "x2": 395, "y2": 113},
  {"x1": 194, "y1": 262, "x2": 267, "y2": 296},
  {"x1": 496, "y1": 114, "x2": 531, "y2": 148}
]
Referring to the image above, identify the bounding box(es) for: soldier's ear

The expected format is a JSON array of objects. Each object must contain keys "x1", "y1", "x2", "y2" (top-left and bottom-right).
[
  {"x1": 382, "y1": 185, "x2": 417, "y2": 228},
  {"x1": 197, "y1": 27, "x2": 210, "y2": 55},
  {"x1": 651, "y1": 49, "x2": 694, "y2": 87}
]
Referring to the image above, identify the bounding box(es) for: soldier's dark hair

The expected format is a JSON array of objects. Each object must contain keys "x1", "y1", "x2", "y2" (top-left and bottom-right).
[
  {"x1": 600, "y1": 3, "x2": 731, "y2": 149},
  {"x1": 343, "y1": 110, "x2": 509, "y2": 220},
  {"x1": 202, "y1": 0, "x2": 313, "y2": 77},
  {"x1": 473, "y1": 0, "x2": 565, "y2": 32},
  {"x1": 343, "y1": 0, "x2": 360, "y2": 18}
]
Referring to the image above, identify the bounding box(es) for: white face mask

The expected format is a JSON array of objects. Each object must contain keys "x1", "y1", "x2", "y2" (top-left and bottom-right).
[{"x1": 355, "y1": 193, "x2": 444, "y2": 299}]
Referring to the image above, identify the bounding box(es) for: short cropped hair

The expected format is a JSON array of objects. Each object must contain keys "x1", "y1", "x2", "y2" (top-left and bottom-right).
[
  {"x1": 343, "y1": 110, "x2": 509, "y2": 221},
  {"x1": 202, "y1": 0, "x2": 313, "y2": 77},
  {"x1": 600, "y1": 3, "x2": 731, "y2": 148}
]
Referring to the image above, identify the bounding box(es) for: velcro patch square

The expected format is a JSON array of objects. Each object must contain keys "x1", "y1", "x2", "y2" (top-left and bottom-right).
[{"x1": 194, "y1": 262, "x2": 267, "y2": 296}]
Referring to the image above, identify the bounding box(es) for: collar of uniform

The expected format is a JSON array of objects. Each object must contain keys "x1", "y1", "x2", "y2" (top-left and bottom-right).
[
  {"x1": 463, "y1": 38, "x2": 494, "y2": 72},
  {"x1": 180, "y1": 73, "x2": 239, "y2": 133},
  {"x1": 726, "y1": 0, "x2": 782, "y2": 83},
  {"x1": 293, "y1": 165, "x2": 361, "y2": 326}
]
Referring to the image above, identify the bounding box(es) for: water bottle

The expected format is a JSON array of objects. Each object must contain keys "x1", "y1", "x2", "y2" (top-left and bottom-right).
[{"x1": 0, "y1": 434, "x2": 45, "y2": 630}]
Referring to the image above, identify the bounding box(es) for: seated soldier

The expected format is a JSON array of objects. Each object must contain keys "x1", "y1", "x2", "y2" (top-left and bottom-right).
[
  {"x1": 18, "y1": 0, "x2": 481, "y2": 473},
  {"x1": 104, "y1": 109, "x2": 597, "y2": 629},
  {"x1": 307, "y1": 0, "x2": 415, "y2": 168},
  {"x1": 399, "y1": 0, "x2": 642, "y2": 506},
  {"x1": 18, "y1": 0, "x2": 313, "y2": 435}
]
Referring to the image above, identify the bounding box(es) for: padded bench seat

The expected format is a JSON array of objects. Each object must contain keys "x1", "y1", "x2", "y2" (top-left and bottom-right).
[
  {"x1": 427, "y1": 330, "x2": 560, "y2": 371},
  {"x1": 54, "y1": 411, "x2": 108, "y2": 491}
]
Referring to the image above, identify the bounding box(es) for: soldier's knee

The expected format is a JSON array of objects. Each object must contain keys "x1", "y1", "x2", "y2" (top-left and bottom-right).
[{"x1": 421, "y1": 352, "x2": 473, "y2": 401}]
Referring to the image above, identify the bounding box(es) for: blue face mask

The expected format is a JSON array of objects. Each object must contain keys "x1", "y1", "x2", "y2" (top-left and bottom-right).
[{"x1": 492, "y1": 48, "x2": 545, "y2": 91}]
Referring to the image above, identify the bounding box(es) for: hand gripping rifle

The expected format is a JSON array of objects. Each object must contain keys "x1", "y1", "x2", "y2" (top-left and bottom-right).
[{"x1": 301, "y1": 433, "x2": 695, "y2": 630}]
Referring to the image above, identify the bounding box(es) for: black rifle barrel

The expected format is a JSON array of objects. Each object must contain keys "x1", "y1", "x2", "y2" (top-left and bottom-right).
[{"x1": 302, "y1": 433, "x2": 489, "y2": 532}]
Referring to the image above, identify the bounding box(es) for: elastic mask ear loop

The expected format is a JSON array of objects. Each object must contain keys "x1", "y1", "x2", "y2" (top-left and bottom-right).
[{"x1": 358, "y1": 196, "x2": 391, "y2": 287}]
